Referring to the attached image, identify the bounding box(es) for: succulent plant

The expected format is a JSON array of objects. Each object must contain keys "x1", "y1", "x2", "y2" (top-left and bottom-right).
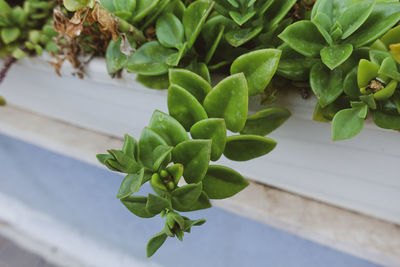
[{"x1": 98, "y1": 50, "x2": 290, "y2": 256}]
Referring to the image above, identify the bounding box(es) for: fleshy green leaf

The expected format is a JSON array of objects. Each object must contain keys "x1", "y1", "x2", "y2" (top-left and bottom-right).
[
  {"x1": 1, "y1": 27, "x2": 20, "y2": 44},
  {"x1": 172, "y1": 140, "x2": 211, "y2": 183},
  {"x1": 203, "y1": 73, "x2": 248, "y2": 132},
  {"x1": 343, "y1": 2, "x2": 400, "y2": 47},
  {"x1": 113, "y1": 0, "x2": 136, "y2": 12},
  {"x1": 343, "y1": 67, "x2": 361, "y2": 98},
  {"x1": 122, "y1": 134, "x2": 138, "y2": 160},
  {"x1": 225, "y1": 26, "x2": 262, "y2": 47},
  {"x1": 126, "y1": 41, "x2": 175, "y2": 75},
  {"x1": 121, "y1": 196, "x2": 156, "y2": 218},
  {"x1": 224, "y1": 135, "x2": 277, "y2": 161},
  {"x1": 180, "y1": 191, "x2": 211, "y2": 212},
  {"x1": 167, "y1": 84, "x2": 208, "y2": 131},
  {"x1": 338, "y1": 0, "x2": 376, "y2": 40},
  {"x1": 373, "y1": 111, "x2": 400, "y2": 129},
  {"x1": 202, "y1": 165, "x2": 248, "y2": 199},
  {"x1": 230, "y1": 49, "x2": 281, "y2": 96},
  {"x1": 106, "y1": 38, "x2": 128, "y2": 75},
  {"x1": 63, "y1": 0, "x2": 90, "y2": 11},
  {"x1": 190, "y1": 119, "x2": 226, "y2": 161},
  {"x1": 117, "y1": 168, "x2": 144, "y2": 199},
  {"x1": 320, "y1": 44, "x2": 353, "y2": 70},
  {"x1": 310, "y1": 62, "x2": 344, "y2": 107},
  {"x1": 138, "y1": 127, "x2": 168, "y2": 170},
  {"x1": 152, "y1": 145, "x2": 173, "y2": 171},
  {"x1": 331, "y1": 106, "x2": 366, "y2": 141},
  {"x1": 357, "y1": 59, "x2": 379, "y2": 88},
  {"x1": 148, "y1": 110, "x2": 188, "y2": 146},
  {"x1": 156, "y1": 13, "x2": 184, "y2": 48},
  {"x1": 278, "y1": 20, "x2": 326, "y2": 57},
  {"x1": 240, "y1": 108, "x2": 291, "y2": 136},
  {"x1": 183, "y1": 1, "x2": 214, "y2": 48},
  {"x1": 171, "y1": 183, "x2": 202, "y2": 210},
  {"x1": 132, "y1": 0, "x2": 159, "y2": 22},
  {"x1": 136, "y1": 74, "x2": 169, "y2": 89},
  {"x1": 147, "y1": 232, "x2": 168, "y2": 258},
  {"x1": 168, "y1": 69, "x2": 212, "y2": 102},
  {"x1": 146, "y1": 193, "x2": 171, "y2": 214}
]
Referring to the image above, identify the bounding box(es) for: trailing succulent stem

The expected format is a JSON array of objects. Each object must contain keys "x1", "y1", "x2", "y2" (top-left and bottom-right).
[{"x1": 98, "y1": 50, "x2": 291, "y2": 256}]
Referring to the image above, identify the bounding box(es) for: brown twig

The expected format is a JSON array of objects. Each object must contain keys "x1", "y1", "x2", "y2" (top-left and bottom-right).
[{"x1": 0, "y1": 55, "x2": 17, "y2": 85}]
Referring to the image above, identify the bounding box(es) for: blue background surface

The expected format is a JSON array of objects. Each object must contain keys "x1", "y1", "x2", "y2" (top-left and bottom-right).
[{"x1": 0, "y1": 133, "x2": 380, "y2": 267}]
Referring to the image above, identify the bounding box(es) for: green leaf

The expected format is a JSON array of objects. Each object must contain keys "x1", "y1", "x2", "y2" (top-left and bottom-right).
[
  {"x1": 146, "y1": 193, "x2": 170, "y2": 214},
  {"x1": 121, "y1": 196, "x2": 156, "y2": 218},
  {"x1": 225, "y1": 26, "x2": 263, "y2": 47},
  {"x1": 331, "y1": 107, "x2": 366, "y2": 141},
  {"x1": 374, "y1": 80, "x2": 398, "y2": 101},
  {"x1": 1, "y1": 27, "x2": 20, "y2": 44},
  {"x1": 262, "y1": 0, "x2": 297, "y2": 29},
  {"x1": 379, "y1": 57, "x2": 400, "y2": 81},
  {"x1": 156, "y1": 13, "x2": 184, "y2": 49},
  {"x1": 343, "y1": 2, "x2": 400, "y2": 47},
  {"x1": 63, "y1": 0, "x2": 90, "y2": 11},
  {"x1": 278, "y1": 21, "x2": 326, "y2": 58},
  {"x1": 312, "y1": 13, "x2": 333, "y2": 44},
  {"x1": 114, "y1": 0, "x2": 136, "y2": 12},
  {"x1": 117, "y1": 168, "x2": 144, "y2": 199},
  {"x1": 240, "y1": 108, "x2": 291, "y2": 136},
  {"x1": 357, "y1": 59, "x2": 379, "y2": 88},
  {"x1": 136, "y1": 74, "x2": 169, "y2": 89},
  {"x1": 373, "y1": 111, "x2": 400, "y2": 129},
  {"x1": 186, "y1": 61, "x2": 211, "y2": 83},
  {"x1": 310, "y1": 62, "x2": 344, "y2": 107},
  {"x1": 138, "y1": 127, "x2": 168, "y2": 170},
  {"x1": 190, "y1": 119, "x2": 226, "y2": 161},
  {"x1": 180, "y1": 191, "x2": 211, "y2": 212},
  {"x1": 338, "y1": 0, "x2": 376, "y2": 40},
  {"x1": 320, "y1": 44, "x2": 353, "y2": 70},
  {"x1": 172, "y1": 140, "x2": 211, "y2": 184},
  {"x1": 203, "y1": 73, "x2": 248, "y2": 132},
  {"x1": 381, "y1": 24, "x2": 400, "y2": 47},
  {"x1": 122, "y1": 134, "x2": 138, "y2": 160},
  {"x1": 359, "y1": 94, "x2": 376, "y2": 109},
  {"x1": 168, "y1": 84, "x2": 208, "y2": 131},
  {"x1": 183, "y1": 217, "x2": 206, "y2": 232},
  {"x1": 168, "y1": 69, "x2": 212, "y2": 102},
  {"x1": 166, "y1": 163, "x2": 184, "y2": 185},
  {"x1": 276, "y1": 44, "x2": 319, "y2": 81},
  {"x1": 343, "y1": 67, "x2": 361, "y2": 98},
  {"x1": 229, "y1": 10, "x2": 256, "y2": 25},
  {"x1": 107, "y1": 150, "x2": 141, "y2": 173},
  {"x1": 96, "y1": 153, "x2": 113, "y2": 165},
  {"x1": 147, "y1": 232, "x2": 168, "y2": 258},
  {"x1": 230, "y1": 49, "x2": 281, "y2": 96},
  {"x1": 106, "y1": 38, "x2": 128, "y2": 75},
  {"x1": 132, "y1": 0, "x2": 159, "y2": 22},
  {"x1": 171, "y1": 183, "x2": 202, "y2": 210},
  {"x1": 166, "y1": 211, "x2": 185, "y2": 230},
  {"x1": 126, "y1": 41, "x2": 175, "y2": 75},
  {"x1": 148, "y1": 110, "x2": 188, "y2": 146},
  {"x1": 224, "y1": 135, "x2": 277, "y2": 161},
  {"x1": 152, "y1": 145, "x2": 173, "y2": 171},
  {"x1": 183, "y1": 1, "x2": 214, "y2": 48},
  {"x1": 202, "y1": 165, "x2": 248, "y2": 199}
]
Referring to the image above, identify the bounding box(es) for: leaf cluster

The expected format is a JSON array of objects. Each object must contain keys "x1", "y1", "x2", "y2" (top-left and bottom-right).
[
  {"x1": 98, "y1": 58, "x2": 290, "y2": 256},
  {"x1": 0, "y1": 0, "x2": 58, "y2": 59}
]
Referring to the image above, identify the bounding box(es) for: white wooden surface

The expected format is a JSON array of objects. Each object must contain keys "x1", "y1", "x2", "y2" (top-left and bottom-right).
[
  {"x1": 1, "y1": 56, "x2": 400, "y2": 224},
  {"x1": 1, "y1": 105, "x2": 399, "y2": 266}
]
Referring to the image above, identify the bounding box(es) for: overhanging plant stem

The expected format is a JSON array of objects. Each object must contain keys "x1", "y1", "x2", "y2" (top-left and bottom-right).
[{"x1": 0, "y1": 54, "x2": 17, "y2": 85}]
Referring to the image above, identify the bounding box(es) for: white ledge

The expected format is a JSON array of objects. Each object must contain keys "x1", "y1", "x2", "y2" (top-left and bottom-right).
[{"x1": 0, "y1": 105, "x2": 399, "y2": 266}]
